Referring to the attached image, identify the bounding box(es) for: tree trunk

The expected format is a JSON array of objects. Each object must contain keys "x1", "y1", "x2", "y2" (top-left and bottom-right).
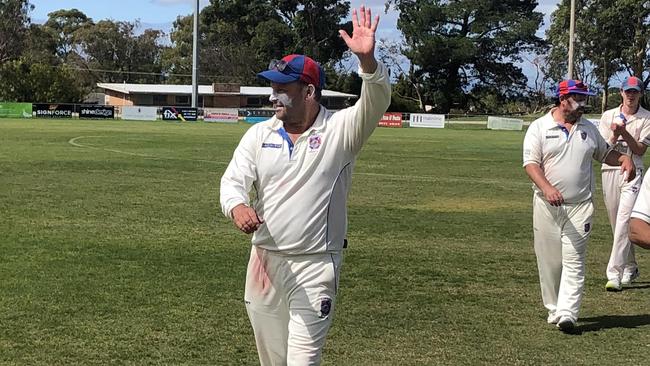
[{"x1": 601, "y1": 60, "x2": 608, "y2": 113}]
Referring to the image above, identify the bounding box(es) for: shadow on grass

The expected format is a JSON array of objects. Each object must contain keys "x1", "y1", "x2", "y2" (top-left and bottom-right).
[
  {"x1": 565, "y1": 314, "x2": 650, "y2": 335},
  {"x1": 620, "y1": 281, "x2": 650, "y2": 290}
]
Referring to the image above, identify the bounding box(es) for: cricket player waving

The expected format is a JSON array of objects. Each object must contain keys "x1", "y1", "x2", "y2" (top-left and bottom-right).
[{"x1": 220, "y1": 5, "x2": 391, "y2": 365}]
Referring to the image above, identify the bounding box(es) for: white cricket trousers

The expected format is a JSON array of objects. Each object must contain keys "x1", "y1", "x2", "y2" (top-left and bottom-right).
[
  {"x1": 602, "y1": 169, "x2": 641, "y2": 281},
  {"x1": 244, "y1": 246, "x2": 342, "y2": 366},
  {"x1": 533, "y1": 195, "x2": 593, "y2": 321}
]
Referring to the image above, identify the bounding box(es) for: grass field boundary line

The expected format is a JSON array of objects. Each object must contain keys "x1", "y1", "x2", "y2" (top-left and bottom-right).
[{"x1": 68, "y1": 135, "x2": 227, "y2": 165}]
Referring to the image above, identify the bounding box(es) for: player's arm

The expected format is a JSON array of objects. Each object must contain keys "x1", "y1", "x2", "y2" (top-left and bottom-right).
[
  {"x1": 630, "y1": 171, "x2": 650, "y2": 248},
  {"x1": 612, "y1": 124, "x2": 647, "y2": 155},
  {"x1": 522, "y1": 121, "x2": 563, "y2": 205},
  {"x1": 524, "y1": 164, "x2": 564, "y2": 206},
  {"x1": 338, "y1": 6, "x2": 391, "y2": 154},
  {"x1": 630, "y1": 218, "x2": 650, "y2": 249},
  {"x1": 602, "y1": 150, "x2": 635, "y2": 181},
  {"x1": 220, "y1": 128, "x2": 264, "y2": 234}
]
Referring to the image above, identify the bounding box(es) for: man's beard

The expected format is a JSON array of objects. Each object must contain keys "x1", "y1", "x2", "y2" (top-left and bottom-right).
[{"x1": 566, "y1": 108, "x2": 584, "y2": 122}]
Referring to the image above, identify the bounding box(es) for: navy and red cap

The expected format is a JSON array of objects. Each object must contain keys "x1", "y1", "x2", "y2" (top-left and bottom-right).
[
  {"x1": 556, "y1": 79, "x2": 596, "y2": 97},
  {"x1": 258, "y1": 54, "x2": 325, "y2": 90},
  {"x1": 621, "y1": 76, "x2": 643, "y2": 92}
]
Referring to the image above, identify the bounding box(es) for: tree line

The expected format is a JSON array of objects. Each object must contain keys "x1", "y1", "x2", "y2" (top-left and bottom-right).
[{"x1": 0, "y1": 0, "x2": 648, "y2": 114}]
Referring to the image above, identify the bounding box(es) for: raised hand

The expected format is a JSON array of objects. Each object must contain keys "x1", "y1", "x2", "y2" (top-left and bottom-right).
[{"x1": 339, "y1": 5, "x2": 379, "y2": 73}]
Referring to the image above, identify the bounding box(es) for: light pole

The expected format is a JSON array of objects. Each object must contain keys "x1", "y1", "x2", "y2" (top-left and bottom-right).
[
  {"x1": 567, "y1": 0, "x2": 575, "y2": 79},
  {"x1": 191, "y1": 0, "x2": 199, "y2": 108}
]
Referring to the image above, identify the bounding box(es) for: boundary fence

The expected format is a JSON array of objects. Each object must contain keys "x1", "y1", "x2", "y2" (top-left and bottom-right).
[{"x1": 1, "y1": 102, "x2": 553, "y2": 130}]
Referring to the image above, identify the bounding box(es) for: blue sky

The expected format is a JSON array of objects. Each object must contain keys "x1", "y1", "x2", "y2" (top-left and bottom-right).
[{"x1": 29, "y1": 0, "x2": 561, "y2": 38}]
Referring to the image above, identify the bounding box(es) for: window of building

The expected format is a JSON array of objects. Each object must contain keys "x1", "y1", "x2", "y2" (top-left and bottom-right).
[
  {"x1": 153, "y1": 94, "x2": 167, "y2": 105},
  {"x1": 175, "y1": 95, "x2": 190, "y2": 105},
  {"x1": 246, "y1": 96, "x2": 265, "y2": 107}
]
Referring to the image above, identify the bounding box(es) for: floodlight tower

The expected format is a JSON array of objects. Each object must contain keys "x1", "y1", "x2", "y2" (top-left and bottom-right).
[{"x1": 191, "y1": 0, "x2": 199, "y2": 108}]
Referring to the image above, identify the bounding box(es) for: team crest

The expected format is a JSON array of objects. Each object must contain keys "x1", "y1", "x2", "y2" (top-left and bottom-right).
[
  {"x1": 318, "y1": 298, "x2": 332, "y2": 318},
  {"x1": 309, "y1": 135, "x2": 322, "y2": 150},
  {"x1": 581, "y1": 131, "x2": 587, "y2": 140},
  {"x1": 584, "y1": 223, "x2": 590, "y2": 233}
]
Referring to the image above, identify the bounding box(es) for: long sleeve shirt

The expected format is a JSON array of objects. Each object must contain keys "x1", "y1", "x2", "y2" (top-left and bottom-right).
[{"x1": 220, "y1": 62, "x2": 391, "y2": 254}]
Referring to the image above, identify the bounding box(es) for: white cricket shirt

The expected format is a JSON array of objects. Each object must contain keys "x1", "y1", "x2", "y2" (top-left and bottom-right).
[
  {"x1": 220, "y1": 62, "x2": 391, "y2": 254},
  {"x1": 523, "y1": 109, "x2": 611, "y2": 204},
  {"x1": 599, "y1": 106, "x2": 650, "y2": 171},
  {"x1": 631, "y1": 170, "x2": 650, "y2": 223}
]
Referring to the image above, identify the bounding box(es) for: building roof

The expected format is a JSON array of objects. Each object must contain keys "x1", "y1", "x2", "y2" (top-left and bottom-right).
[{"x1": 97, "y1": 83, "x2": 357, "y2": 98}]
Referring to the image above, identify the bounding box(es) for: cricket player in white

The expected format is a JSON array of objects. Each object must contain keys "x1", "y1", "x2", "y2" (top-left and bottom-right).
[
  {"x1": 523, "y1": 79, "x2": 635, "y2": 332},
  {"x1": 220, "y1": 6, "x2": 390, "y2": 365},
  {"x1": 598, "y1": 76, "x2": 650, "y2": 291},
  {"x1": 630, "y1": 170, "x2": 650, "y2": 249}
]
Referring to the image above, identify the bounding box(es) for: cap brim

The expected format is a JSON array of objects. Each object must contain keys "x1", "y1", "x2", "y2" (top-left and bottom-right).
[
  {"x1": 560, "y1": 90, "x2": 596, "y2": 97},
  {"x1": 622, "y1": 86, "x2": 642, "y2": 92},
  {"x1": 257, "y1": 70, "x2": 300, "y2": 84}
]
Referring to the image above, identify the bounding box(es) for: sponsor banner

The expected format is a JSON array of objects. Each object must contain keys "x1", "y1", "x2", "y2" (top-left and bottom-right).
[
  {"x1": 410, "y1": 113, "x2": 445, "y2": 128},
  {"x1": 241, "y1": 108, "x2": 274, "y2": 124},
  {"x1": 33, "y1": 104, "x2": 74, "y2": 118},
  {"x1": 379, "y1": 112, "x2": 403, "y2": 128},
  {"x1": 487, "y1": 116, "x2": 524, "y2": 131},
  {"x1": 162, "y1": 107, "x2": 198, "y2": 122},
  {"x1": 79, "y1": 106, "x2": 115, "y2": 119},
  {"x1": 0, "y1": 102, "x2": 32, "y2": 118},
  {"x1": 204, "y1": 108, "x2": 239, "y2": 123},
  {"x1": 121, "y1": 106, "x2": 157, "y2": 121}
]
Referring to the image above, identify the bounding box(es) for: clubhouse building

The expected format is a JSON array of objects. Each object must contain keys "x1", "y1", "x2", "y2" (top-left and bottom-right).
[{"x1": 97, "y1": 83, "x2": 357, "y2": 110}]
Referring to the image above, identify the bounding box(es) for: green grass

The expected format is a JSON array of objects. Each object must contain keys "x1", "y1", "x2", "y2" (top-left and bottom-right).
[{"x1": 1, "y1": 118, "x2": 648, "y2": 365}]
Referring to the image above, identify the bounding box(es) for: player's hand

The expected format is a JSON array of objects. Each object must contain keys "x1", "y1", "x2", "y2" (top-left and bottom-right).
[
  {"x1": 543, "y1": 186, "x2": 564, "y2": 206},
  {"x1": 611, "y1": 123, "x2": 625, "y2": 135},
  {"x1": 619, "y1": 155, "x2": 636, "y2": 182},
  {"x1": 339, "y1": 6, "x2": 379, "y2": 72},
  {"x1": 231, "y1": 204, "x2": 264, "y2": 234}
]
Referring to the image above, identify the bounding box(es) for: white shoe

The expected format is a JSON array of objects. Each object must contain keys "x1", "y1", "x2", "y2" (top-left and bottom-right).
[
  {"x1": 605, "y1": 279, "x2": 622, "y2": 292},
  {"x1": 547, "y1": 312, "x2": 560, "y2": 324},
  {"x1": 622, "y1": 269, "x2": 639, "y2": 285},
  {"x1": 557, "y1": 316, "x2": 576, "y2": 332}
]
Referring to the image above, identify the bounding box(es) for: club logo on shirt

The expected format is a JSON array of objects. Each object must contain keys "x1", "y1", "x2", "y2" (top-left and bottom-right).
[
  {"x1": 318, "y1": 298, "x2": 332, "y2": 318},
  {"x1": 581, "y1": 131, "x2": 587, "y2": 140},
  {"x1": 584, "y1": 223, "x2": 590, "y2": 233},
  {"x1": 308, "y1": 135, "x2": 322, "y2": 151}
]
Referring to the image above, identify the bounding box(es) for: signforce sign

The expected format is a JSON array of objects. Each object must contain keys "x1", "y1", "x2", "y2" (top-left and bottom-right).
[
  {"x1": 162, "y1": 107, "x2": 197, "y2": 121},
  {"x1": 33, "y1": 104, "x2": 73, "y2": 118}
]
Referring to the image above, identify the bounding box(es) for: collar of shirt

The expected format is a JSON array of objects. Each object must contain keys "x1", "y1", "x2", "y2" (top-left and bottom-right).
[
  {"x1": 618, "y1": 105, "x2": 650, "y2": 124},
  {"x1": 541, "y1": 108, "x2": 588, "y2": 131}
]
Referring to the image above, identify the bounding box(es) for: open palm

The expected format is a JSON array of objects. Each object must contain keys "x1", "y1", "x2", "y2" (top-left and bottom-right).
[{"x1": 339, "y1": 6, "x2": 379, "y2": 58}]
